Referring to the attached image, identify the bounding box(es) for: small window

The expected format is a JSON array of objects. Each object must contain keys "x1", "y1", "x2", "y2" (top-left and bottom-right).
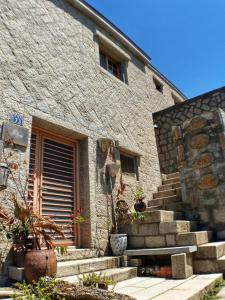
[
  {"x1": 99, "y1": 50, "x2": 127, "y2": 83},
  {"x1": 153, "y1": 77, "x2": 163, "y2": 93},
  {"x1": 120, "y1": 153, "x2": 136, "y2": 174}
]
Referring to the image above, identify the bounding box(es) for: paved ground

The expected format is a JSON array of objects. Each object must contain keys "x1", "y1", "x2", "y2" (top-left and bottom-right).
[
  {"x1": 218, "y1": 287, "x2": 225, "y2": 299},
  {"x1": 113, "y1": 274, "x2": 222, "y2": 300}
]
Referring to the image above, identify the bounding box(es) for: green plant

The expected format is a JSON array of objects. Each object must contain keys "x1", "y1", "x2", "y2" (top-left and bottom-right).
[
  {"x1": 98, "y1": 274, "x2": 116, "y2": 287},
  {"x1": 79, "y1": 273, "x2": 100, "y2": 288},
  {"x1": 134, "y1": 188, "x2": 145, "y2": 200},
  {"x1": 203, "y1": 278, "x2": 225, "y2": 300},
  {"x1": 74, "y1": 213, "x2": 85, "y2": 225},
  {"x1": 13, "y1": 277, "x2": 64, "y2": 300},
  {"x1": 55, "y1": 246, "x2": 68, "y2": 256},
  {"x1": 130, "y1": 211, "x2": 145, "y2": 222}
]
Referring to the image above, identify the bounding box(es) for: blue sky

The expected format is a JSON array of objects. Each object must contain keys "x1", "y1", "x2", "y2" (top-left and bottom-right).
[{"x1": 86, "y1": 0, "x2": 225, "y2": 98}]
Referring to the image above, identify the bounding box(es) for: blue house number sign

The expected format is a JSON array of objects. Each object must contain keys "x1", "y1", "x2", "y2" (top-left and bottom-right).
[{"x1": 9, "y1": 114, "x2": 24, "y2": 126}]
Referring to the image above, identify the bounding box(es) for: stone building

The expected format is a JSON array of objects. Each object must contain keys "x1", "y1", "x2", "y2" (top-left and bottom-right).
[
  {"x1": 1, "y1": 0, "x2": 225, "y2": 290},
  {"x1": 0, "y1": 0, "x2": 186, "y2": 255}
]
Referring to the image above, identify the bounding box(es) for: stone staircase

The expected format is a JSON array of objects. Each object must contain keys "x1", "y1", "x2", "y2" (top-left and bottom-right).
[{"x1": 8, "y1": 248, "x2": 137, "y2": 284}]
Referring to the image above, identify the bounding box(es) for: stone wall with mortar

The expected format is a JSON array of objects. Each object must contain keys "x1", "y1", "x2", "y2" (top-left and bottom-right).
[
  {"x1": 0, "y1": 0, "x2": 184, "y2": 272},
  {"x1": 174, "y1": 110, "x2": 225, "y2": 239},
  {"x1": 153, "y1": 87, "x2": 225, "y2": 174}
]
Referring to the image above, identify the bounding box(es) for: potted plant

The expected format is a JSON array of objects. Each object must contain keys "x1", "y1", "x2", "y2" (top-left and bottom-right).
[
  {"x1": 97, "y1": 274, "x2": 116, "y2": 291},
  {"x1": 108, "y1": 175, "x2": 128, "y2": 256},
  {"x1": 0, "y1": 196, "x2": 65, "y2": 283},
  {"x1": 134, "y1": 188, "x2": 146, "y2": 212}
]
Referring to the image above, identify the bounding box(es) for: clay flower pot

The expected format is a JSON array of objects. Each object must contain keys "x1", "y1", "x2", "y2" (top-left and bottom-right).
[
  {"x1": 24, "y1": 249, "x2": 57, "y2": 283},
  {"x1": 110, "y1": 233, "x2": 127, "y2": 256},
  {"x1": 134, "y1": 199, "x2": 146, "y2": 212}
]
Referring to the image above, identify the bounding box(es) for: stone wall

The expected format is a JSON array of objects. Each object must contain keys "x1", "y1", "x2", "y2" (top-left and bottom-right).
[
  {"x1": 174, "y1": 110, "x2": 225, "y2": 239},
  {"x1": 153, "y1": 87, "x2": 225, "y2": 174},
  {"x1": 0, "y1": 0, "x2": 184, "y2": 265}
]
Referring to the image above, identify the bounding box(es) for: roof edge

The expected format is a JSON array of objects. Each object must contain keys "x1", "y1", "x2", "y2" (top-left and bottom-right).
[{"x1": 153, "y1": 85, "x2": 225, "y2": 116}]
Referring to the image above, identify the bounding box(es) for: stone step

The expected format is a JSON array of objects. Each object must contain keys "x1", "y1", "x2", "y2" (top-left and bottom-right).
[
  {"x1": 166, "y1": 172, "x2": 180, "y2": 179},
  {"x1": 146, "y1": 205, "x2": 162, "y2": 211},
  {"x1": 158, "y1": 182, "x2": 180, "y2": 192},
  {"x1": 59, "y1": 267, "x2": 137, "y2": 284},
  {"x1": 165, "y1": 201, "x2": 184, "y2": 212},
  {"x1": 176, "y1": 231, "x2": 213, "y2": 246},
  {"x1": 162, "y1": 177, "x2": 180, "y2": 185},
  {"x1": 138, "y1": 210, "x2": 179, "y2": 224},
  {"x1": 148, "y1": 195, "x2": 180, "y2": 208},
  {"x1": 159, "y1": 221, "x2": 192, "y2": 235},
  {"x1": 57, "y1": 248, "x2": 97, "y2": 262},
  {"x1": 217, "y1": 255, "x2": 225, "y2": 271},
  {"x1": 196, "y1": 241, "x2": 225, "y2": 259},
  {"x1": 57, "y1": 256, "x2": 120, "y2": 278},
  {"x1": 153, "y1": 188, "x2": 180, "y2": 199}
]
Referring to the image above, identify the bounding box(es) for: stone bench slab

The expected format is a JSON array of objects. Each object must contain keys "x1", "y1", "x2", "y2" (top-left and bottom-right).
[{"x1": 124, "y1": 245, "x2": 197, "y2": 256}]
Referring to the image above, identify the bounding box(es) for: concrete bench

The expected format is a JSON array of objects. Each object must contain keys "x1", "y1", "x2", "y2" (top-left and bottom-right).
[{"x1": 124, "y1": 246, "x2": 197, "y2": 279}]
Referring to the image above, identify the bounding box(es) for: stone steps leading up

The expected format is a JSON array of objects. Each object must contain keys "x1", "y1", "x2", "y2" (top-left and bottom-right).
[
  {"x1": 162, "y1": 177, "x2": 180, "y2": 185},
  {"x1": 165, "y1": 172, "x2": 180, "y2": 180},
  {"x1": 59, "y1": 267, "x2": 137, "y2": 284},
  {"x1": 158, "y1": 182, "x2": 180, "y2": 192},
  {"x1": 57, "y1": 256, "x2": 120, "y2": 278},
  {"x1": 148, "y1": 195, "x2": 180, "y2": 209},
  {"x1": 57, "y1": 248, "x2": 97, "y2": 262},
  {"x1": 153, "y1": 188, "x2": 180, "y2": 199}
]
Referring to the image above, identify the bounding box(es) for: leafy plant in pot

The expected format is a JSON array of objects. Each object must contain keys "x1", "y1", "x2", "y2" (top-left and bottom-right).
[
  {"x1": 134, "y1": 188, "x2": 146, "y2": 212},
  {"x1": 108, "y1": 173, "x2": 128, "y2": 256},
  {"x1": 0, "y1": 149, "x2": 66, "y2": 283}
]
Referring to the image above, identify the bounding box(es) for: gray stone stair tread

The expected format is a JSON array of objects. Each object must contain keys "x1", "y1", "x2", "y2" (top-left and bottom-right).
[
  {"x1": 198, "y1": 241, "x2": 225, "y2": 248},
  {"x1": 124, "y1": 246, "x2": 197, "y2": 256},
  {"x1": 59, "y1": 267, "x2": 137, "y2": 282}
]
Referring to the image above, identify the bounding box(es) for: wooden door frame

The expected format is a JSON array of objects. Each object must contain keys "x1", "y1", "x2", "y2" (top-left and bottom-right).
[{"x1": 31, "y1": 126, "x2": 80, "y2": 246}]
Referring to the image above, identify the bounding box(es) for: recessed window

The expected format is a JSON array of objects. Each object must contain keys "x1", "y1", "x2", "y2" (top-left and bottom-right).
[
  {"x1": 153, "y1": 77, "x2": 163, "y2": 93},
  {"x1": 99, "y1": 50, "x2": 128, "y2": 84},
  {"x1": 172, "y1": 92, "x2": 182, "y2": 104},
  {"x1": 120, "y1": 153, "x2": 136, "y2": 174}
]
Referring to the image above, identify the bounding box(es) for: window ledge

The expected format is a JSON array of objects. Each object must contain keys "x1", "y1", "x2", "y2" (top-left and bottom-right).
[
  {"x1": 95, "y1": 30, "x2": 131, "y2": 61},
  {"x1": 115, "y1": 140, "x2": 144, "y2": 157}
]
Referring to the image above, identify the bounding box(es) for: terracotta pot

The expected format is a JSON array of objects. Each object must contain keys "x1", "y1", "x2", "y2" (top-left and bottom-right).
[
  {"x1": 24, "y1": 249, "x2": 57, "y2": 283},
  {"x1": 134, "y1": 199, "x2": 146, "y2": 212}
]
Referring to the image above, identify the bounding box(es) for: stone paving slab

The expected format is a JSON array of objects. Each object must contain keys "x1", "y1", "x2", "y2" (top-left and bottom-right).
[{"x1": 114, "y1": 273, "x2": 222, "y2": 300}]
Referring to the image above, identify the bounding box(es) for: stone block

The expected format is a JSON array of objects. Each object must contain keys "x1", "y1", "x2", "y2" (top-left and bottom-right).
[
  {"x1": 198, "y1": 174, "x2": 219, "y2": 190},
  {"x1": 128, "y1": 236, "x2": 145, "y2": 249},
  {"x1": 190, "y1": 134, "x2": 209, "y2": 149},
  {"x1": 138, "y1": 223, "x2": 159, "y2": 236},
  {"x1": 166, "y1": 234, "x2": 176, "y2": 246},
  {"x1": 194, "y1": 259, "x2": 219, "y2": 274},
  {"x1": 196, "y1": 242, "x2": 225, "y2": 259},
  {"x1": 171, "y1": 253, "x2": 193, "y2": 279},
  {"x1": 129, "y1": 258, "x2": 142, "y2": 267},
  {"x1": 159, "y1": 221, "x2": 190, "y2": 234},
  {"x1": 145, "y1": 236, "x2": 166, "y2": 248},
  {"x1": 177, "y1": 231, "x2": 212, "y2": 246},
  {"x1": 8, "y1": 266, "x2": 24, "y2": 282},
  {"x1": 142, "y1": 210, "x2": 174, "y2": 223}
]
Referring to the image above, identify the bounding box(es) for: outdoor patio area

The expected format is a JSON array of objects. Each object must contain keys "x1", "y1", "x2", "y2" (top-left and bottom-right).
[{"x1": 113, "y1": 273, "x2": 222, "y2": 300}]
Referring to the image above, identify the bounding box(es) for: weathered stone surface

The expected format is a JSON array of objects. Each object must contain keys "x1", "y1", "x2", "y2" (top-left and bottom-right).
[
  {"x1": 177, "y1": 231, "x2": 212, "y2": 246},
  {"x1": 138, "y1": 224, "x2": 159, "y2": 236},
  {"x1": 198, "y1": 174, "x2": 218, "y2": 190},
  {"x1": 219, "y1": 132, "x2": 225, "y2": 149},
  {"x1": 193, "y1": 153, "x2": 214, "y2": 169},
  {"x1": 128, "y1": 236, "x2": 145, "y2": 249},
  {"x1": 166, "y1": 234, "x2": 176, "y2": 246},
  {"x1": 190, "y1": 134, "x2": 209, "y2": 149},
  {"x1": 142, "y1": 210, "x2": 174, "y2": 223},
  {"x1": 196, "y1": 242, "x2": 225, "y2": 259},
  {"x1": 159, "y1": 221, "x2": 190, "y2": 234},
  {"x1": 177, "y1": 145, "x2": 185, "y2": 162},
  {"x1": 173, "y1": 126, "x2": 182, "y2": 140},
  {"x1": 145, "y1": 236, "x2": 166, "y2": 248},
  {"x1": 171, "y1": 253, "x2": 193, "y2": 279},
  {"x1": 124, "y1": 246, "x2": 197, "y2": 256},
  {"x1": 129, "y1": 259, "x2": 142, "y2": 267},
  {"x1": 188, "y1": 117, "x2": 207, "y2": 131}
]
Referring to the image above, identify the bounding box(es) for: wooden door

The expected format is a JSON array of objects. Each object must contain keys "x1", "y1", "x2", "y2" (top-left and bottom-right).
[{"x1": 28, "y1": 128, "x2": 79, "y2": 246}]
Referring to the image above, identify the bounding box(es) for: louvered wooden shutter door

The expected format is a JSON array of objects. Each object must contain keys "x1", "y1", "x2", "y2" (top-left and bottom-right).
[
  {"x1": 41, "y1": 137, "x2": 76, "y2": 243},
  {"x1": 28, "y1": 131, "x2": 77, "y2": 245}
]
